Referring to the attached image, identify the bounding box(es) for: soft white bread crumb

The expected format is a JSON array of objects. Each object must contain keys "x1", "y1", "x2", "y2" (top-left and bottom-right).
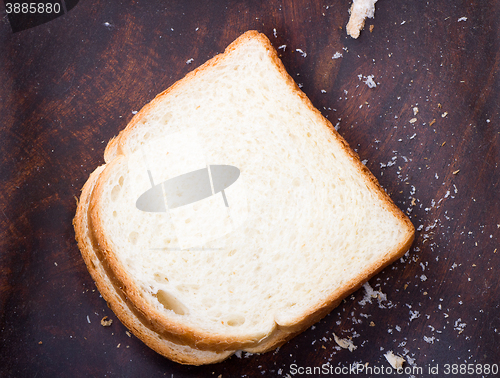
[
  {"x1": 75, "y1": 30, "x2": 414, "y2": 364},
  {"x1": 384, "y1": 350, "x2": 405, "y2": 369},
  {"x1": 333, "y1": 333, "x2": 357, "y2": 352},
  {"x1": 346, "y1": 0, "x2": 378, "y2": 38}
]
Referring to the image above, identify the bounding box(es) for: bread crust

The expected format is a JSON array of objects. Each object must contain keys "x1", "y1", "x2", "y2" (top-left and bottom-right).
[
  {"x1": 346, "y1": 0, "x2": 377, "y2": 39},
  {"x1": 74, "y1": 30, "x2": 415, "y2": 362}
]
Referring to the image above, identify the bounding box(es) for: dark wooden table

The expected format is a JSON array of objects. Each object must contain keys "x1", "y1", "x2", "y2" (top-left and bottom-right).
[{"x1": 1, "y1": 1, "x2": 499, "y2": 377}]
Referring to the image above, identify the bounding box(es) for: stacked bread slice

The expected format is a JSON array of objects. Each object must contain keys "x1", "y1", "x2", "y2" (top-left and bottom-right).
[{"x1": 74, "y1": 30, "x2": 414, "y2": 365}]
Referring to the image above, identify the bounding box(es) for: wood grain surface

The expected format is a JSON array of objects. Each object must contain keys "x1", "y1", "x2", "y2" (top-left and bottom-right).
[{"x1": 1, "y1": 1, "x2": 499, "y2": 377}]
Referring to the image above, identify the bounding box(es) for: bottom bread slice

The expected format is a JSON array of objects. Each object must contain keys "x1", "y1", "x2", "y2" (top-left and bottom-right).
[{"x1": 74, "y1": 166, "x2": 234, "y2": 365}]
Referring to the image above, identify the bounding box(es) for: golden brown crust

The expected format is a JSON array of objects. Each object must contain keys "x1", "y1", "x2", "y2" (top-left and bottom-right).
[
  {"x1": 74, "y1": 30, "x2": 415, "y2": 362},
  {"x1": 103, "y1": 135, "x2": 120, "y2": 163}
]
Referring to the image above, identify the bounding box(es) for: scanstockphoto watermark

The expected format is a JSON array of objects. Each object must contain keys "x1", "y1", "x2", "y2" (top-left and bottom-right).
[
  {"x1": 290, "y1": 363, "x2": 423, "y2": 376},
  {"x1": 290, "y1": 363, "x2": 499, "y2": 376}
]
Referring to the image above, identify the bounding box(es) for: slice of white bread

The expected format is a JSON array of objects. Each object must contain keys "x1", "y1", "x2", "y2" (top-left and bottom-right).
[{"x1": 74, "y1": 30, "x2": 414, "y2": 364}]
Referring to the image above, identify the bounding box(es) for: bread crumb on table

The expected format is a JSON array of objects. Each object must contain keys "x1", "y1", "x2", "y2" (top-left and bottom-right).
[
  {"x1": 101, "y1": 316, "x2": 113, "y2": 327},
  {"x1": 295, "y1": 48, "x2": 307, "y2": 58},
  {"x1": 333, "y1": 333, "x2": 357, "y2": 352},
  {"x1": 360, "y1": 74, "x2": 377, "y2": 88},
  {"x1": 384, "y1": 350, "x2": 405, "y2": 369},
  {"x1": 346, "y1": 0, "x2": 378, "y2": 38}
]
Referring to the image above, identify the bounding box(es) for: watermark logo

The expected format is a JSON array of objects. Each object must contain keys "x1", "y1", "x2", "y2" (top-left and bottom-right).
[
  {"x1": 129, "y1": 129, "x2": 248, "y2": 250},
  {"x1": 136, "y1": 165, "x2": 240, "y2": 212}
]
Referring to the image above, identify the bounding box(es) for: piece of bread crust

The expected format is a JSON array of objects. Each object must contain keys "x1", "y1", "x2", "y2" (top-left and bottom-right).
[
  {"x1": 346, "y1": 0, "x2": 378, "y2": 38},
  {"x1": 75, "y1": 30, "x2": 414, "y2": 361}
]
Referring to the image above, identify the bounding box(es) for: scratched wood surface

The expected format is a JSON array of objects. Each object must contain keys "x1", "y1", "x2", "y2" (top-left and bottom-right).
[{"x1": 1, "y1": 1, "x2": 499, "y2": 377}]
